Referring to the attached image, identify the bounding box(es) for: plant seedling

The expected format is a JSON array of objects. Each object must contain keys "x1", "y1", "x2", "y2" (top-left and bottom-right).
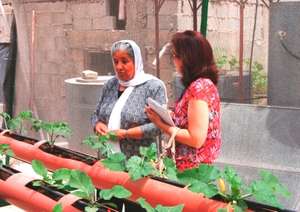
[
  {"x1": 0, "y1": 111, "x2": 33, "y2": 135},
  {"x1": 102, "y1": 143, "x2": 159, "y2": 181},
  {"x1": 31, "y1": 119, "x2": 71, "y2": 148},
  {"x1": 0, "y1": 144, "x2": 14, "y2": 166},
  {"x1": 83, "y1": 133, "x2": 116, "y2": 159}
]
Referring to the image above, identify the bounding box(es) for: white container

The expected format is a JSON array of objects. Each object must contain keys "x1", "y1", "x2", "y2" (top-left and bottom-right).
[{"x1": 65, "y1": 76, "x2": 113, "y2": 156}]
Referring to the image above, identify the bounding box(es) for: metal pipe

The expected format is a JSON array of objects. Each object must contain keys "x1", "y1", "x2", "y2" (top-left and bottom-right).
[
  {"x1": 249, "y1": 0, "x2": 259, "y2": 102},
  {"x1": 30, "y1": 10, "x2": 35, "y2": 110},
  {"x1": 201, "y1": 0, "x2": 209, "y2": 36},
  {"x1": 238, "y1": 1, "x2": 245, "y2": 102}
]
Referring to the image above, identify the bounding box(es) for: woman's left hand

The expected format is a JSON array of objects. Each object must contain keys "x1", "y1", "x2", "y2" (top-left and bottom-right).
[{"x1": 145, "y1": 106, "x2": 163, "y2": 126}]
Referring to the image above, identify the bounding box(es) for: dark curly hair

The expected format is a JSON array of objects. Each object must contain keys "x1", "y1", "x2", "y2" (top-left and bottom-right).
[{"x1": 171, "y1": 30, "x2": 219, "y2": 88}]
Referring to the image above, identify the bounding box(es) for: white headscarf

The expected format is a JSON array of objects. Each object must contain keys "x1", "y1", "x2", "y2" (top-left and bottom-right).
[
  {"x1": 107, "y1": 40, "x2": 165, "y2": 152},
  {"x1": 112, "y1": 40, "x2": 156, "y2": 86}
]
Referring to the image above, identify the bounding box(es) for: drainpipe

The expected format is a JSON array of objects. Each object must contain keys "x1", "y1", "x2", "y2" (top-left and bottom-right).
[
  {"x1": 192, "y1": 0, "x2": 197, "y2": 31},
  {"x1": 154, "y1": 0, "x2": 160, "y2": 78},
  {"x1": 29, "y1": 10, "x2": 35, "y2": 110},
  {"x1": 3, "y1": 14, "x2": 17, "y2": 117},
  {"x1": 200, "y1": 0, "x2": 209, "y2": 36}
]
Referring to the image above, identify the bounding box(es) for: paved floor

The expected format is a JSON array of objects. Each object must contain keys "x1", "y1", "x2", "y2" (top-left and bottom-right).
[{"x1": 0, "y1": 205, "x2": 25, "y2": 212}]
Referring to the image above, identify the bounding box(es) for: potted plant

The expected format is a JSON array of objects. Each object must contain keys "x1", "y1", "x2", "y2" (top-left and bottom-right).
[
  {"x1": 98, "y1": 142, "x2": 291, "y2": 212},
  {"x1": 0, "y1": 128, "x2": 228, "y2": 211},
  {"x1": 0, "y1": 112, "x2": 292, "y2": 211}
]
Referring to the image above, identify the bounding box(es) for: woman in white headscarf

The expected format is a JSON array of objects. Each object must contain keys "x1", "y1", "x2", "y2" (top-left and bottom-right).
[{"x1": 91, "y1": 40, "x2": 167, "y2": 157}]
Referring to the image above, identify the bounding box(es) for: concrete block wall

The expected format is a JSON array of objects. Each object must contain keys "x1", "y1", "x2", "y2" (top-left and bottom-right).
[
  {"x1": 10, "y1": 0, "x2": 176, "y2": 125},
  {"x1": 177, "y1": 0, "x2": 269, "y2": 71}
]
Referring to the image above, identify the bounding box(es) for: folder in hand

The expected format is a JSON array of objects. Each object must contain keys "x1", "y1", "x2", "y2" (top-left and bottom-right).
[{"x1": 147, "y1": 97, "x2": 175, "y2": 126}]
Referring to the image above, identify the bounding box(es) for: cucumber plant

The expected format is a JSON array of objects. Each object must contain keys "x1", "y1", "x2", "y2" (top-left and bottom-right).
[
  {"x1": 31, "y1": 160, "x2": 132, "y2": 212},
  {"x1": 175, "y1": 164, "x2": 290, "y2": 211},
  {"x1": 99, "y1": 143, "x2": 290, "y2": 211}
]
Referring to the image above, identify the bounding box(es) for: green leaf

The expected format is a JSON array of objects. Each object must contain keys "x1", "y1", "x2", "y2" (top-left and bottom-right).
[
  {"x1": 52, "y1": 122, "x2": 72, "y2": 138},
  {"x1": 126, "y1": 156, "x2": 143, "y2": 180},
  {"x1": 100, "y1": 185, "x2": 132, "y2": 200},
  {"x1": 7, "y1": 118, "x2": 21, "y2": 132},
  {"x1": 0, "y1": 144, "x2": 13, "y2": 158},
  {"x1": 163, "y1": 157, "x2": 178, "y2": 181},
  {"x1": 32, "y1": 180, "x2": 42, "y2": 187},
  {"x1": 177, "y1": 167, "x2": 199, "y2": 185},
  {"x1": 197, "y1": 164, "x2": 220, "y2": 183},
  {"x1": 102, "y1": 153, "x2": 126, "y2": 171},
  {"x1": 126, "y1": 156, "x2": 155, "y2": 181},
  {"x1": 5, "y1": 149, "x2": 14, "y2": 157},
  {"x1": 83, "y1": 134, "x2": 114, "y2": 158},
  {"x1": 250, "y1": 171, "x2": 291, "y2": 209},
  {"x1": 52, "y1": 168, "x2": 71, "y2": 182},
  {"x1": 52, "y1": 203, "x2": 63, "y2": 212},
  {"x1": 84, "y1": 206, "x2": 98, "y2": 212},
  {"x1": 31, "y1": 119, "x2": 43, "y2": 132},
  {"x1": 177, "y1": 164, "x2": 220, "y2": 185},
  {"x1": 140, "y1": 143, "x2": 157, "y2": 161},
  {"x1": 19, "y1": 111, "x2": 33, "y2": 120},
  {"x1": 31, "y1": 160, "x2": 48, "y2": 179},
  {"x1": 156, "y1": 204, "x2": 184, "y2": 212},
  {"x1": 251, "y1": 181, "x2": 282, "y2": 209},
  {"x1": 232, "y1": 204, "x2": 244, "y2": 212},
  {"x1": 140, "y1": 162, "x2": 155, "y2": 178},
  {"x1": 0, "y1": 112, "x2": 11, "y2": 121},
  {"x1": 236, "y1": 199, "x2": 248, "y2": 211},
  {"x1": 69, "y1": 170, "x2": 95, "y2": 199},
  {"x1": 222, "y1": 166, "x2": 243, "y2": 198},
  {"x1": 72, "y1": 190, "x2": 90, "y2": 199},
  {"x1": 260, "y1": 171, "x2": 291, "y2": 197},
  {"x1": 189, "y1": 181, "x2": 218, "y2": 198},
  {"x1": 137, "y1": 198, "x2": 155, "y2": 212},
  {"x1": 217, "y1": 209, "x2": 227, "y2": 212}
]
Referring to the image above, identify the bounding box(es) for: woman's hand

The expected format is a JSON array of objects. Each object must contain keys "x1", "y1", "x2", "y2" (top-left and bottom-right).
[
  {"x1": 110, "y1": 129, "x2": 127, "y2": 140},
  {"x1": 145, "y1": 106, "x2": 163, "y2": 126},
  {"x1": 94, "y1": 122, "x2": 108, "y2": 135}
]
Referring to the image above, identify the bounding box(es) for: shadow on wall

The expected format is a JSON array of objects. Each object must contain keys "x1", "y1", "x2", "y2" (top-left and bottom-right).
[{"x1": 266, "y1": 106, "x2": 300, "y2": 149}]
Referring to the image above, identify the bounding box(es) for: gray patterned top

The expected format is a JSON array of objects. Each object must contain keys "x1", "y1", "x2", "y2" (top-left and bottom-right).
[{"x1": 91, "y1": 77, "x2": 167, "y2": 158}]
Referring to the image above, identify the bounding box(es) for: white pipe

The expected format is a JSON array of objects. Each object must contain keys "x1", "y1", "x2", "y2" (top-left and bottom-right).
[
  {"x1": 118, "y1": 0, "x2": 125, "y2": 20},
  {"x1": 152, "y1": 42, "x2": 171, "y2": 66}
]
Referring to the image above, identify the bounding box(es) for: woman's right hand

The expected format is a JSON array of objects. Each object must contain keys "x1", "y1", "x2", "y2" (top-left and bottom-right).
[{"x1": 94, "y1": 122, "x2": 108, "y2": 135}]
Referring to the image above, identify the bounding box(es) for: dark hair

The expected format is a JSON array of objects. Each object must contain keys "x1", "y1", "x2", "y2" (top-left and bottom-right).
[
  {"x1": 171, "y1": 30, "x2": 218, "y2": 88},
  {"x1": 111, "y1": 41, "x2": 135, "y2": 62}
]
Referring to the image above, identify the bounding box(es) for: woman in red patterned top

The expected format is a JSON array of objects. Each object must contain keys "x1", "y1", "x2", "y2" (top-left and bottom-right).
[{"x1": 146, "y1": 30, "x2": 221, "y2": 171}]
